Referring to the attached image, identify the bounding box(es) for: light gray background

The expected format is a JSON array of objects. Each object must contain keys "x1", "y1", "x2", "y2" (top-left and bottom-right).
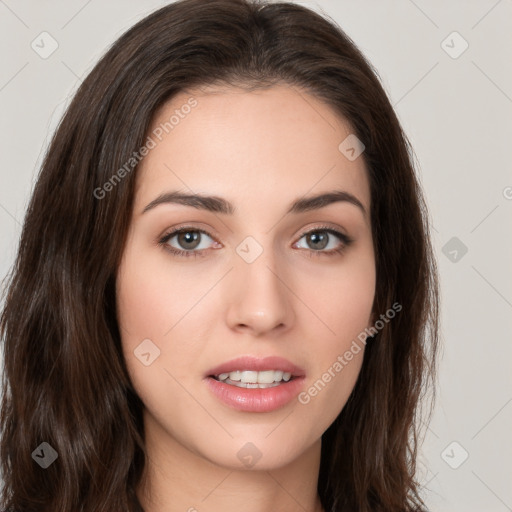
[{"x1": 1, "y1": 1, "x2": 511, "y2": 511}]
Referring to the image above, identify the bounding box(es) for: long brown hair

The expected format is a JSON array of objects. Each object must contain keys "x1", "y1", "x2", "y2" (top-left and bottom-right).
[{"x1": 0, "y1": 0, "x2": 439, "y2": 510}]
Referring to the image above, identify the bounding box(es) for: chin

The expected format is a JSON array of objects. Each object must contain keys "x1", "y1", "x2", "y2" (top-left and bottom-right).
[{"x1": 194, "y1": 433, "x2": 315, "y2": 472}]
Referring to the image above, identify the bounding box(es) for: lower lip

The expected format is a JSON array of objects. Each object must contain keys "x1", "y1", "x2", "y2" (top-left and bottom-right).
[{"x1": 205, "y1": 376, "x2": 305, "y2": 412}]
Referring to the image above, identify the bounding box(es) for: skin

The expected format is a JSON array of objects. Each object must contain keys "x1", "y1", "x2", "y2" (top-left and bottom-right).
[{"x1": 116, "y1": 82, "x2": 376, "y2": 512}]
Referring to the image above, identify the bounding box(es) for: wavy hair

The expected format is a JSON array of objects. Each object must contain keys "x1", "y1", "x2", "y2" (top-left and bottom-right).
[{"x1": 0, "y1": 0, "x2": 439, "y2": 510}]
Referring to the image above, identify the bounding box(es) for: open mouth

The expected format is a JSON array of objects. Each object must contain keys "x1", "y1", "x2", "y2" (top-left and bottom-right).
[
  {"x1": 209, "y1": 370, "x2": 296, "y2": 389},
  {"x1": 205, "y1": 360, "x2": 306, "y2": 412}
]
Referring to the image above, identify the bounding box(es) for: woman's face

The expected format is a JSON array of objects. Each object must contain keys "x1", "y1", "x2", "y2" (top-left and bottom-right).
[{"x1": 116, "y1": 83, "x2": 375, "y2": 471}]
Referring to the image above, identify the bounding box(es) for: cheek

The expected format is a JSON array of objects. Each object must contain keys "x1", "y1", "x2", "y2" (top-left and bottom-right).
[
  {"x1": 293, "y1": 249, "x2": 374, "y2": 429},
  {"x1": 297, "y1": 245, "x2": 376, "y2": 343},
  {"x1": 116, "y1": 247, "x2": 235, "y2": 459},
  {"x1": 116, "y1": 250, "x2": 203, "y2": 426},
  {"x1": 116, "y1": 240, "x2": 199, "y2": 342},
  {"x1": 116, "y1": 244, "x2": 194, "y2": 385},
  {"x1": 295, "y1": 269, "x2": 372, "y2": 435},
  {"x1": 296, "y1": 348, "x2": 364, "y2": 443}
]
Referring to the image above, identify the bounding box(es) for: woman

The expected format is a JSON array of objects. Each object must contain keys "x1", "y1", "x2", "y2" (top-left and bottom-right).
[{"x1": 0, "y1": 0, "x2": 439, "y2": 511}]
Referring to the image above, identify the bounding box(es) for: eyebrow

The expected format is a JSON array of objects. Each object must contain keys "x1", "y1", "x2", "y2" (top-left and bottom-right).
[{"x1": 142, "y1": 189, "x2": 367, "y2": 217}]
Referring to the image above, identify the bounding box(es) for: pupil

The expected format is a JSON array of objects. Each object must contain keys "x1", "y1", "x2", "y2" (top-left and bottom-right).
[
  {"x1": 179, "y1": 231, "x2": 199, "y2": 249},
  {"x1": 309, "y1": 232, "x2": 327, "y2": 250}
]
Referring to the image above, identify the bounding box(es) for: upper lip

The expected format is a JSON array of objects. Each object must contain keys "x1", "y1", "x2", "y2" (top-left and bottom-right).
[{"x1": 206, "y1": 356, "x2": 306, "y2": 377}]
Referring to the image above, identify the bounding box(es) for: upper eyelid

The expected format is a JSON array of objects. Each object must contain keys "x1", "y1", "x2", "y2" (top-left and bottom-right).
[{"x1": 160, "y1": 226, "x2": 217, "y2": 243}]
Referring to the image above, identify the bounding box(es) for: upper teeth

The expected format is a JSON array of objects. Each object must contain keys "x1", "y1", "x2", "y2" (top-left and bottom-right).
[{"x1": 216, "y1": 370, "x2": 292, "y2": 383}]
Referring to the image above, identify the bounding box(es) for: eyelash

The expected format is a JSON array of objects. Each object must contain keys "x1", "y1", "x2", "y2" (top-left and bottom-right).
[{"x1": 158, "y1": 225, "x2": 353, "y2": 259}]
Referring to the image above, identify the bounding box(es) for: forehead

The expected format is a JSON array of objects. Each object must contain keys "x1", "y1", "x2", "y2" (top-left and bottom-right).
[{"x1": 134, "y1": 84, "x2": 370, "y2": 219}]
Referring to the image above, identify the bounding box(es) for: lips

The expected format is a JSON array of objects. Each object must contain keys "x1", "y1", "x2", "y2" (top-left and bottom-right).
[
  {"x1": 205, "y1": 355, "x2": 306, "y2": 379},
  {"x1": 204, "y1": 356, "x2": 306, "y2": 412}
]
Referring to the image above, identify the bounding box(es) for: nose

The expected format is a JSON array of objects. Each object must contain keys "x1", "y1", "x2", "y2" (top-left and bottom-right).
[{"x1": 225, "y1": 249, "x2": 294, "y2": 336}]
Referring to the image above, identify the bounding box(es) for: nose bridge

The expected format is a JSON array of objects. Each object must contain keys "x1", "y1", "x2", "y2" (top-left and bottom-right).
[{"x1": 226, "y1": 233, "x2": 293, "y2": 333}]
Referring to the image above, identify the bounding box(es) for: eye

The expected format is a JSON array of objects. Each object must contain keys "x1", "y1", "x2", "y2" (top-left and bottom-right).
[
  {"x1": 158, "y1": 225, "x2": 353, "y2": 259},
  {"x1": 294, "y1": 226, "x2": 353, "y2": 257},
  {"x1": 159, "y1": 227, "x2": 219, "y2": 258}
]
